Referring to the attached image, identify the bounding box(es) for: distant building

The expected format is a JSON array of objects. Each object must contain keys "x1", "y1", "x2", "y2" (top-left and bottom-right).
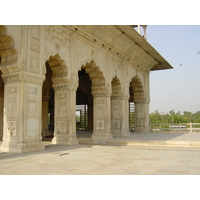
[{"x1": 0, "y1": 25, "x2": 172, "y2": 153}]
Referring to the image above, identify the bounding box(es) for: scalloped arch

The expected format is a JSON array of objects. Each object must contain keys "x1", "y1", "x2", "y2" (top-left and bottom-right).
[
  {"x1": 80, "y1": 59, "x2": 106, "y2": 90},
  {"x1": 111, "y1": 76, "x2": 121, "y2": 94},
  {"x1": 0, "y1": 25, "x2": 18, "y2": 74},
  {"x1": 130, "y1": 76, "x2": 145, "y2": 102},
  {"x1": 45, "y1": 53, "x2": 69, "y2": 84}
]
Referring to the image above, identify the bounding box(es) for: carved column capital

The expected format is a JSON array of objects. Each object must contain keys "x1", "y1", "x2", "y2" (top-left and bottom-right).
[
  {"x1": 52, "y1": 82, "x2": 78, "y2": 91},
  {"x1": 92, "y1": 90, "x2": 112, "y2": 97},
  {"x1": 134, "y1": 98, "x2": 150, "y2": 104},
  {"x1": 2, "y1": 72, "x2": 45, "y2": 85}
]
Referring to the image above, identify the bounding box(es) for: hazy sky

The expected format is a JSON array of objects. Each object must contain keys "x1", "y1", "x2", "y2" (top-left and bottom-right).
[{"x1": 147, "y1": 25, "x2": 200, "y2": 114}]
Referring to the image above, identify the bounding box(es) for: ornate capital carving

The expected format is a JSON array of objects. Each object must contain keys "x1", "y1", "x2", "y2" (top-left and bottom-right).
[
  {"x1": 92, "y1": 90, "x2": 112, "y2": 97},
  {"x1": 134, "y1": 98, "x2": 150, "y2": 104},
  {"x1": 52, "y1": 82, "x2": 77, "y2": 91},
  {"x1": 2, "y1": 72, "x2": 45, "y2": 85}
]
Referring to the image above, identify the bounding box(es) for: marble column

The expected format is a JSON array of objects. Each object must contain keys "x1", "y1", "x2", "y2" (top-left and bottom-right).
[
  {"x1": 52, "y1": 83, "x2": 78, "y2": 145},
  {"x1": 0, "y1": 72, "x2": 45, "y2": 153},
  {"x1": 111, "y1": 95, "x2": 130, "y2": 137},
  {"x1": 134, "y1": 99, "x2": 150, "y2": 133},
  {"x1": 92, "y1": 91, "x2": 113, "y2": 143}
]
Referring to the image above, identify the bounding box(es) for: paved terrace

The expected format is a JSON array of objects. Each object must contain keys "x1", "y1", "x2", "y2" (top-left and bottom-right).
[
  {"x1": 1, "y1": 132, "x2": 200, "y2": 175},
  {"x1": 78, "y1": 131, "x2": 200, "y2": 147}
]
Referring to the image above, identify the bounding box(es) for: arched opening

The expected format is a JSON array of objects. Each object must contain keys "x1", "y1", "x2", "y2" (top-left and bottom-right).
[
  {"x1": 76, "y1": 68, "x2": 93, "y2": 132},
  {"x1": 42, "y1": 62, "x2": 54, "y2": 140},
  {"x1": 129, "y1": 83, "x2": 135, "y2": 131},
  {"x1": 76, "y1": 60, "x2": 106, "y2": 139},
  {"x1": 129, "y1": 76, "x2": 145, "y2": 132},
  {"x1": 42, "y1": 53, "x2": 69, "y2": 142}
]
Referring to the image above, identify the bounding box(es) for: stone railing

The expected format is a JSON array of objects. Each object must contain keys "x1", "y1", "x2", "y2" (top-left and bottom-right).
[{"x1": 150, "y1": 123, "x2": 200, "y2": 133}]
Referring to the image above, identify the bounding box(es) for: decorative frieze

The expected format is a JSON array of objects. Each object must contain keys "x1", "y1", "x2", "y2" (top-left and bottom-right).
[
  {"x1": 92, "y1": 90, "x2": 112, "y2": 97},
  {"x1": 53, "y1": 83, "x2": 77, "y2": 91},
  {"x1": 3, "y1": 73, "x2": 44, "y2": 85},
  {"x1": 45, "y1": 26, "x2": 69, "y2": 47}
]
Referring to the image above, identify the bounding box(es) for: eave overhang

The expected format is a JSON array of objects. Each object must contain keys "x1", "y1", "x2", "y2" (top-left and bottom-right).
[
  {"x1": 62, "y1": 25, "x2": 173, "y2": 71},
  {"x1": 116, "y1": 25, "x2": 173, "y2": 71}
]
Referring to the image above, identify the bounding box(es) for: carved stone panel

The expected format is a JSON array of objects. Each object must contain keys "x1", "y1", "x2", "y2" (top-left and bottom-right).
[
  {"x1": 112, "y1": 119, "x2": 120, "y2": 129},
  {"x1": 136, "y1": 118, "x2": 143, "y2": 127},
  {"x1": 27, "y1": 118, "x2": 38, "y2": 137},
  {"x1": 97, "y1": 106, "x2": 104, "y2": 118},
  {"x1": 7, "y1": 95, "x2": 17, "y2": 117},
  {"x1": 96, "y1": 119, "x2": 105, "y2": 130},
  {"x1": 7, "y1": 121, "x2": 16, "y2": 136},
  {"x1": 27, "y1": 85, "x2": 38, "y2": 117},
  {"x1": 58, "y1": 102, "x2": 67, "y2": 118},
  {"x1": 6, "y1": 85, "x2": 18, "y2": 118},
  {"x1": 45, "y1": 26, "x2": 69, "y2": 47},
  {"x1": 29, "y1": 51, "x2": 40, "y2": 73},
  {"x1": 111, "y1": 101, "x2": 120, "y2": 118},
  {"x1": 111, "y1": 56, "x2": 122, "y2": 77},
  {"x1": 58, "y1": 120, "x2": 67, "y2": 133},
  {"x1": 28, "y1": 97, "x2": 37, "y2": 117}
]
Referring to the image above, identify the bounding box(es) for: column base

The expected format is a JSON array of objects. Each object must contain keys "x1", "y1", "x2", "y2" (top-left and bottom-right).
[
  {"x1": 134, "y1": 127, "x2": 150, "y2": 133},
  {"x1": 52, "y1": 134, "x2": 79, "y2": 145},
  {"x1": 0, "y1": 140, "x2": 45, "y2": 154},
  {"x1": 112, "y1": 130, "x2": 131, "y2": 137},
  {"x1": 92, "y1": 132, "x2": 113, "y2": 144}
]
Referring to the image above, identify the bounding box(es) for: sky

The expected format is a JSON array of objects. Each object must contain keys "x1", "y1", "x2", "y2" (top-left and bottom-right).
[{"x1": 147, "y1": 25, "x2": 200, "y2": 114}]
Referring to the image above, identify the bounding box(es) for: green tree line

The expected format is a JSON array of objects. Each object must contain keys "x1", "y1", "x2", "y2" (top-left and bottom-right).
[{"x1": 150, "y1": 110, "x2": 200, "y2": 124}]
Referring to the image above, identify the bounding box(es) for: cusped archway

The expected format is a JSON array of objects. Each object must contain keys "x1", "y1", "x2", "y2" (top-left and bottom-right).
[
  {"x1": 45, "y1": 53, "x2": 68, "y2": 84},
  {"x1": 42, "y1": 53, "x2": 68, "y2": 140},
  {"x1": 130, "y1": 76, "x2": 145, "y2": 102},
  {"x1": 80, "y1": 60, "x2": 106, "y2": 91},
  {"x1": 76, "y1": 60, "x2": 106, "y2": 134},
  {"x1": 129, "y1": 76, "x2": 145, "y2": 132},
  {"x1": 0, "y1": 25, "x2": 18, "y2": 74}
]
